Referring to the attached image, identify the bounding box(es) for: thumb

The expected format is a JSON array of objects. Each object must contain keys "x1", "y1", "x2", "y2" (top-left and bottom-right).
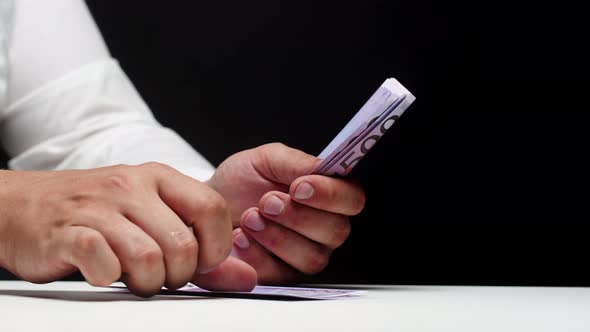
[
  {"x1": 256, "y1": 143, "x2": 321, "y2": 185},
  {"x1": 191, "y1": 256, "x2": 257, "y2": 292}
]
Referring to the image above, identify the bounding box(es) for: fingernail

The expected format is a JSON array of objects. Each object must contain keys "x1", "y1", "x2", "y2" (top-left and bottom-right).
[
  {"x1": 243, "y1": 211, "x2": 266, "y2": 231},
  {"x1": 233, "y1": 229, "x2": 250, "y2": 249},
  {"x1": 263, "y1": 195, "x2": 285, "y2": 215},
  {"x1": 295, "y1": 181, "x2": 314, "y2": 200}
]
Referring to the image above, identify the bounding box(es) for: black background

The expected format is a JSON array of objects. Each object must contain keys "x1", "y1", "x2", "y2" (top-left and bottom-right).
[{"x1": 1, "y1": 1, "x2": 589, "y2": 285}]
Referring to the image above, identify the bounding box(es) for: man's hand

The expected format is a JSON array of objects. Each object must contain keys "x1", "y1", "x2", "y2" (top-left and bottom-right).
[
  {"x1": 206, "y1": 143, "x2": 366, "y2": 284},
  {"x1": 0, "y1": 164, "x2": 256, "y2": 296}
]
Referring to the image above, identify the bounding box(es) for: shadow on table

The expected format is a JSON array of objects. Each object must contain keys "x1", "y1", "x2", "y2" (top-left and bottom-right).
[
  {"x1": 0, "y1": 288, "x2": 320, "y2": 302},
  {"x1": 0, "y1": 289, "x2": 211, "y2": 302}
]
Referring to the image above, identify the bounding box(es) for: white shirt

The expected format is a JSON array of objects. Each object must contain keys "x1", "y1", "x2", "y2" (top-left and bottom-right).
[{"x1": 0, "y1": 0, "x2": 215, "y2": 181}]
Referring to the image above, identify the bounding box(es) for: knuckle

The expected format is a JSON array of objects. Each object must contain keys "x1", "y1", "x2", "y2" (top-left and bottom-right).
[
  {"x1": 100, "y1": 174, "x2": 133, "y2": 193},
  {"x1": 268, "y1": 230, "x2": 288, "y2": 252},
  {"x1": 170, "y1": 233, "x2": 198, "y2": 261},
  {"x1": 123, "y1": 195, "x2": 144, "y2": 212},
  {"x1": 200, "y1": 193, "x2": 229, "y2": 219},
  {"x1": 141, "y1": 161, "x2": 175, "y2": 174},
  {"x1": 69, "y1": 195, "x2": 96, "y2": 211},
  {"x1": 323, "y1": 183, "x2": 338, "y2": 202},
  {"x1": 262, "y1": 142, "x2": 286, "y2": 151},
  {"x1": 302, "y1": 250, "x2": 330, "y2": 275},
  {"x1": 288, "y1": 213, "x2": 305, "y2": 229},
  {"x1": 330, "y1": 219, "x2": 351, "y2": 248},
  {"x1": 131, "y1": 245, "x2": 164, "y2": 270},
  {"x1": 73, "y1": 230, "x2": 102, "y2": 256}
]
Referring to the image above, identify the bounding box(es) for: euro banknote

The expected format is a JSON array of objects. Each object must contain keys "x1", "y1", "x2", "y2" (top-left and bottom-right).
[{"x1": 313, "y1": 78, "x2": 415, "y2": 176}]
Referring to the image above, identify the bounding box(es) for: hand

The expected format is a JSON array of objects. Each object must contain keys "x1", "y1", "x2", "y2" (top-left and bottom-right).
[
  {"x1": 206, "y1": 143, "x2": 366, "y2": 284},
  {"x1": 0, "y1": 163, "x2": 256, "y2": 297}
]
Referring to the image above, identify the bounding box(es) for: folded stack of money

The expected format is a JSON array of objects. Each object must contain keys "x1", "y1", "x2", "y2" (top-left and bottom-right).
[{"x1": 314, "y1": 78, "x2": 416, "y2": 176}]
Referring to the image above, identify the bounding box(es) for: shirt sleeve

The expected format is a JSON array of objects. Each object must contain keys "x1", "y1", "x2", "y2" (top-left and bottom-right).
[{"x1": 0, "y1": 0, "x2": 215, "y2": 181}]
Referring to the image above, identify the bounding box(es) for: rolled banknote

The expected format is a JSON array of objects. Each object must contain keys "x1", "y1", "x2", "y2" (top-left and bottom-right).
[{"x1": 313, "y1": 78, "x2": 415, "y2": 176}]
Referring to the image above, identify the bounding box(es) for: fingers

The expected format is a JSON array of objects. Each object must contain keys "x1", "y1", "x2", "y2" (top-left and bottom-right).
[
  {"x1": 289, "y1": 175, "x2": 366, "y2": 216},
  {"x1": 232, "y1": 228, "x2": 301, "y2": 285},
  {"x1": 258, "y1": 191, "x2": 351, "y2": 249},
  {"x1": 240, "y1": 209, "x2": 333, "y2": 275},
  {"x1": 148, "y1": 163, "x2": 233, "y2": 273},
  {"x1": 192, "y1": 256, "x2": 257, "y2": 292},
  {"x1": 69, "y1": 163, "x2": 235, "y2": 296},
  {"x1": 61, "y1": 226, "x2": 121, "y2": 287},
  {"x1": 74, "y1": 209, "x2": 166, "y2": 297},
  {"x1": 124, "y1": 196, "x2": 198, "y2": 290}
]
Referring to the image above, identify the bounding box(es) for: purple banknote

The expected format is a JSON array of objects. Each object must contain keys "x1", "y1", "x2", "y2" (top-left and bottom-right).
[{"x1": 313, "y1": 78, "x2": 415, "y2": 176}]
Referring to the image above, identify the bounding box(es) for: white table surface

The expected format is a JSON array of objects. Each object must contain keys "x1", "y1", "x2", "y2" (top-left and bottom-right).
[{"x1": 1, "y1": 281, "x2": 589, "y2": 331}]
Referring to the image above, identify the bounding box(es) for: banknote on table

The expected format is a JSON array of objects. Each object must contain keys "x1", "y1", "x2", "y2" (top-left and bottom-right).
[
  {"x1": 170, "y1": 283, "x2": 365, "y2": 300},
  {"x1": 111, "y1": 283, "x2": 366, "y2": 300},
  {"x1": 313, "y1": 78, "x2": 415, "y2": 176}
]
